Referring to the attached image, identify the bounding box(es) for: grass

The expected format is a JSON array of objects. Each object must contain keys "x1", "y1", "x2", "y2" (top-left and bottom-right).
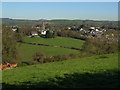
[
  {"x1": 17, "y1": 43, "x2": 80, "y2": 63},
  {"x1": 16, "y1": 36, "x2": 83, "y2": 64},
  {"x1": 22, "y1": 37, "x2": 85, "y2": 49},
  {"x1": 2, "y1": 53, "x2": 119, "y2": 88}
]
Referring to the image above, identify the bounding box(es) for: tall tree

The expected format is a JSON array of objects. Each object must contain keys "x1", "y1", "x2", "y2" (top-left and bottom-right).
[{"x1": 2, "y1": 25, "x2": 18, "y2": 63}]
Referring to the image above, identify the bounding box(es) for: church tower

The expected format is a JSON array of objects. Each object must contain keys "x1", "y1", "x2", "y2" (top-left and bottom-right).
[{"x1": 42, "y1": 21, "x2": 45, "y2": 30}]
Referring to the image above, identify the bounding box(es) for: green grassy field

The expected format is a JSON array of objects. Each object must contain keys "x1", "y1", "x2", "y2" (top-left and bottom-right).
[
  {"x1": 16, "y1": 37, "x2": 84, "y2": 64},
  {"x1": 22, "y1": 37, "x2": 85, "y2": 49},
  {"x1": 2, "y1": 53, "x2": 119, "y2": 88},
  {"x1": 17, "y1": 43, "x2": 80, "y2": 63}
]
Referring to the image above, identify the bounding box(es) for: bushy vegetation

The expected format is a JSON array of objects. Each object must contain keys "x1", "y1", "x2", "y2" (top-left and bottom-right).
[
  {"x1": 2, "y1": 25, "x2": 21, "y2": 63},
  {"x1": 33, "y1": 51, "x2": 76, "y2": 64},
  {"x1": 45, "y1": 31, "x2": 55, "y2": 38},
  {"x1": 82, "y1": 33, "x2": 119, "y2": 55},
  {"x1": 56, "y1": 30, "x2": 87, "y2": 40},
  {"x1": 33, "y1": 51, "x2": 46, "y2": 63}
]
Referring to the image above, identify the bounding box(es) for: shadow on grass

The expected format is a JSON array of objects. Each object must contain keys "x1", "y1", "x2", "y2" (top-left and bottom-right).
[{"x1": 2, "y1": 69, "x2": 119, "y2": 88}]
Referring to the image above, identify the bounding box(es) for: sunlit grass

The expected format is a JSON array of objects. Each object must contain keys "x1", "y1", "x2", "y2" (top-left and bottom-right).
[
  {"x1": 22, "y1": 36, "x2": 85, "y2": 49},
  {"x1": 2, "y1": 53, "x2": 118, "y2": 87}
]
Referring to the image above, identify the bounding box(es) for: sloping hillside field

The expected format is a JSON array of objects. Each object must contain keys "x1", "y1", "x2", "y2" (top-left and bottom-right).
[
  {"x1": 16, "y1": 37, "x2": 84, "y2": 64},
  {"x1": 17, "y1": 43, "x2": 80, "y2": 63},
  {"x1": 2, "y1": 53, "x2": 119, "y2": 88},
  {"x1": 22, "y1": 37, "x2": 85, "y2": 49}
]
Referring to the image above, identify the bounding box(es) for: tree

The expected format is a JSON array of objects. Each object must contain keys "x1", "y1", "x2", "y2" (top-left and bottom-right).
[
  {"x1": 2, "y1": 26, "x2": 18, "y2": 63},
  {"x1": 45, "y1": 31, "x2": 55, "y2": 38}
]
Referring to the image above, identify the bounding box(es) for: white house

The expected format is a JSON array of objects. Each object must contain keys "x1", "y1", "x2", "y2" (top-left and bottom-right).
[
  {"x1": 68, "y1": 27, "x2": 71, "y2": 30},
  {"x1": 80, "y1": 28, "x2": 84, "y2": 31},
  {"x1": 12, "y1": 28, "x2": 17, "y2": 32},
  {"x1": 95, "y1": 29, "x2": 99, "y2": 32},
  {"x1": 41, "y1": 30, "x2": 47, "y2": 35},
  {"x1": 90, "y1": 27, "x2": 95, "y2": 30}
]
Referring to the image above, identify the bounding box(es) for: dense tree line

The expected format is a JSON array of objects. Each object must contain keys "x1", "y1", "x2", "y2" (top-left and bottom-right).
[{"x1": 55, "y1": 30, "x2": 87, "y2": 40}]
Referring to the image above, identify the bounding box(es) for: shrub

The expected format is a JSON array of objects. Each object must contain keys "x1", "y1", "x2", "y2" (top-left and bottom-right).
[
  {"x1": 45, "y1": 31, "x2": 55, "y2": 38},
  {"x1": 33, "y1": 51, "x2": 45, "y2": 64},
  {"x1": 33, "y1": 51, "x2": 77, "y2": 64},
  {"x1": 68, "y1": 53, "x2": 76, "y2": 58},
  {"x1": 52, "y1": 55, "x2": 63, "y2": 61},
  {"x1": 55, "y1": 30, "x2": 87, "y2": 40},
  {"x1": 82, "y1": 36, "x2": 118, "y2": 55},
  {"x1": 44, "y1": 56, "x2": 54, "y2": 63}
]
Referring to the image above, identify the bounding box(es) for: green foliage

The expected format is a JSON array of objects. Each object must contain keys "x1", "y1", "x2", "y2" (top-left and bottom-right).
[
  {"x1": 45, "y1": 31, "x2": 55, "y2": 38},
  {"x1": 56, "y1": 30, "x2": 87, "y2": 40},
  {"x1": 33, "y1": 51, "x2": 45, "y2": 63},
  {"x1": 82, "y1": 37, "x2": 118, "y2": 55},
  {"x1": 43, "y1": 53, "x2": 76, "y2": 63},
  {"x1": 2, "y1": 26, "x2": 18, "y2": 63},
  {"x1": 33, "y1": 50, "x2": 77, "y2": 63}
]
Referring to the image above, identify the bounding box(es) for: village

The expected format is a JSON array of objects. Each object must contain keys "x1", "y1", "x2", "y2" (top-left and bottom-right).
[
  {"x1": 9, "y1": 21, "x2": 118, "y2": 42},
  {"x1": 1, "y1": 1, "x2": 119, "y2": 88}
]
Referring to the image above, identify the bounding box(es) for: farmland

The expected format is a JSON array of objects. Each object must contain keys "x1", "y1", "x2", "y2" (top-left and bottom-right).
[
  {"x1": 1, "y1": 2, "x2": 119, "y2": 88},
  {"x1": 22, "y1": 37, "x2": 85, "y2": 49},
  {"x1": 2, "y1": 18, "x2": 119, "y2": 88},
  {"x1": 17, "y1": 43, "x2": 81, "y2": 63},
  {"x1": 16, "y1": 37, "x2": 85, "y2": 64},
  {"x1": 2, "y1": 53, "x2": 119, "y2": 88},
  {"x1": 2, "y1": 36, "x2": 119, "y2": 88}
]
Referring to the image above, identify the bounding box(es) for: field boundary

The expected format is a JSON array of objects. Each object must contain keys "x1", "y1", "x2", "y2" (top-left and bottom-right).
[{"x1": 18, "y1": 41, "x2": 82, "y2": 51}]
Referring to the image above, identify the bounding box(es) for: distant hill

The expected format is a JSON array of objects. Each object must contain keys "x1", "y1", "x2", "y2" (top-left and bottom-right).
[
  {"x1": 0, "y1": 18, "x2": 118, "y2": 26},
  {"x1": 51, "y1": 19, "x2": 118, "y2": 25}
]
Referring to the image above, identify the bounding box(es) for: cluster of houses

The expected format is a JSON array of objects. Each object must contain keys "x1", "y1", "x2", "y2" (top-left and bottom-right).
[
  {"x1": 11, "y1": 22, "x2": 48, "y2": 37},
  {"x1": 67, "y1": 25, "x2": 118, "y2": 41},
  {"x1": 67, "y1": 26, "x2": 107, "y2": 38},
  {"x1": 30, "y1": 30, "x2": 47, "y2": 37},
  {"x1": 11, "y1": 22, "x2": 117, "y2": 41},
  {"x1": 81, "y1": 26, "x2": 106, "y2": 38},
  {"x1": 31, "y1": 22, "x2": 47, "y2": 36},
  {"x1": 30, "y1": 22, "x2": 51, "y2": 37}
]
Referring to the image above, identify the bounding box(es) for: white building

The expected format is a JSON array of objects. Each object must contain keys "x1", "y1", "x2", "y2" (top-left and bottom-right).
[
  {"x1": 12, "y1": 28, "x2": 17, "y2": 32},
  {"x1": 80, "y1": 28, "x2": 83, "y2": 31},
  {"x1": 68, "y1": 27, "x2": 71, "y2": 30},
  {"x1": 95, "y1": 29, "x2": 99, "y2": 32},
  {"x1": 41, "y1": 30, "x2": 47, "y2": 35},
  {"x1": 90, "y1": 27, "x2": 95, "y2": 30}
]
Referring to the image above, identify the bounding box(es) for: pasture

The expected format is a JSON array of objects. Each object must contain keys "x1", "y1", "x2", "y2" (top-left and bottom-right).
[
  {"x1": 2, "y1": 53, "x2": 119, "y2": 88},
  {"x1": 2, "y1": 36, "x2": 119, "y2": 88},
  {"x1": 22, "y1": 37, "x2": 85, "y2": 49},
  {"x1": 16, "y1": 37, "x2": 84, "y2": 65},
  {"x1": 17, "y1": 43, "x2": 80, "y2": 64}
]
